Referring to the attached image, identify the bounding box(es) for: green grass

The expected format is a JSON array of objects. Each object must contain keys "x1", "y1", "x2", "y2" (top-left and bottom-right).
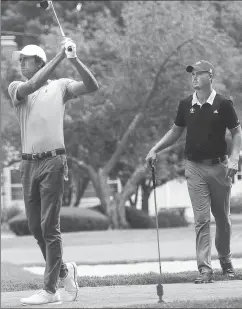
[
  {"x1": 124, "y1": 298, "x2": 242, "y2": 308},
  {"x1": 1, "y1": 262, "x2": 242, "y2": 292}
]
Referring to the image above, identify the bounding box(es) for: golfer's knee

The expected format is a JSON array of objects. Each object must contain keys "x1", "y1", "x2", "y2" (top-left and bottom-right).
[
  {"x1": 41, "y1": 223, "x2": 61, "y2": 242},
  {"x1": 195, "y1": 217, "x2": 210, "y2": 232},
  {"x1": 29, "y1": 224, "x2": 42, "y2": 240}
]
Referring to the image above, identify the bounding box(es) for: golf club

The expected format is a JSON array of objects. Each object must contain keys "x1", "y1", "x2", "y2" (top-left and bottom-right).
[
  {"x1": 37, "y1": 0, "x2": 77, "y2": 51},
  {"x1": 151, "y1": 163, "x2": 164, "y2": 303}
]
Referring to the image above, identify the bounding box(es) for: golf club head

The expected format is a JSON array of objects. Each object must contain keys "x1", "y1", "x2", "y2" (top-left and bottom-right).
[
  {"x1": 37, "y1": 0, "x2": 51, "y2": 10},
  {"x1": 156, "y1": 283, "x2": 164, "y2": 303}
]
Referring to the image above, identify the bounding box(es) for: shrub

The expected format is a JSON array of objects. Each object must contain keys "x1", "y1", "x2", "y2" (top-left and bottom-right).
[
  {"x1": 230, "y1": 195, "x2": 242, "y2": 214},
  {"x1": 92, "y1": 205, "x2": 156, "y2": 229},
  {"x1": 8, "y1": 213, "x2": 31, "y2": 236},
  {"x1": 155, "y1": 208, "x2": 189, "y2": 228},
  {"x1": 1, "y1": 204, "x2": 23, "y2": 223},
  {"x1": 92, "y1": 204, "x2": 189, "y2": 229},
  {"x1": 8, "y1": 207, "x2": 109, "y2": 236},
  {"x1": 60, "y1": 207, "x2": 109, "y2": 232},
  {"x1": 125, "y1": 207, "x2": 156, "y2": 229}
]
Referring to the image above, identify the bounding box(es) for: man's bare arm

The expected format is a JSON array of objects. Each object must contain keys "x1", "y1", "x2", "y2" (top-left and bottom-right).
[
  {"x1": 152, "y1": 125, "x2": 185, "y2": 154},
  {"x1": 67, "y1": 57, "x2": 99, "y2": 96},
  {"x1": 229, "y1": 125, "x2": 242, "y2": 161},
  {"x1": 17, "y1": 51, "x2": 65, "y2": 100},
  {"x1": 226, "y1": 125, "x2": 242, "y2": 178}
]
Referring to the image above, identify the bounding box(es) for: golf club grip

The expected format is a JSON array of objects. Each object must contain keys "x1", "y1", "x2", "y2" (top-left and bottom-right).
[{"x1": 151, "y1": 165, "x2": 156, "y2": 189}]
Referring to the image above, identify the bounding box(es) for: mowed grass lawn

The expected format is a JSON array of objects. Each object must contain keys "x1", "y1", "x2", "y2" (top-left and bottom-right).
[
  {"x1": 2, "y1": 223, "x2": 242, "y2": 309},
  {"x1": 2, "y1": 261, "x2": 242, "y2": 292},
  {"x1": 124, "y1": 298, "x2": 242, "y2": 308}
]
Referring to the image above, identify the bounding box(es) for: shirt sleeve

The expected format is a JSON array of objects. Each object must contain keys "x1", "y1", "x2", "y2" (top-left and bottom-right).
[
  {"x1": 59, "y1": 78, "x2": 77, "y2": 103},
  {"x1": 8, "y1": 81, "x2": 25, "y2": 107},
  {"x1": 174, "y1": 101, "x2": 186, "y2": 127},
  {"x1": 224, "y1": 100, "x2": 240, "y2": 130}
]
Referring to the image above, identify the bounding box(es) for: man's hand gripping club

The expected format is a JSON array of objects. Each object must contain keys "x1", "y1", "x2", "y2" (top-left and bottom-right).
[{"x1": 62, "y1": 37, "x2": 77, "y2": 59}]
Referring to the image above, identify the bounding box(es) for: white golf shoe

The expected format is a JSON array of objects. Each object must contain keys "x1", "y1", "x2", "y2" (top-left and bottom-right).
[
  {"x1": 62, "y1": 262, "x2": 79, "y2": 301},
  {"x1": 20, "y1": 289, "x2": 61, "y2": 305}
]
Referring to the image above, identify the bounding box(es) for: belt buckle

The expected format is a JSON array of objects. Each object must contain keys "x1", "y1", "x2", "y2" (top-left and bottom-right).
[
  {"x1": 32, "y1": 153, "x2": 38, "y2": 160},
  {"x1": 51, "y1": 150, "x2": 57, "y2": 157}
]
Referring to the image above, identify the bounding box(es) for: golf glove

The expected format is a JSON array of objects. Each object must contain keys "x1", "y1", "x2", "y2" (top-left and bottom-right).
[{"x1": 64, "y1": 40, "x2": 77, "y2": 58}]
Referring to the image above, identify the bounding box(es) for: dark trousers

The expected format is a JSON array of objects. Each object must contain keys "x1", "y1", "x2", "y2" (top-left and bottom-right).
[{"x1": 20, "y1": 155, "x2": 68, "y2": 293}]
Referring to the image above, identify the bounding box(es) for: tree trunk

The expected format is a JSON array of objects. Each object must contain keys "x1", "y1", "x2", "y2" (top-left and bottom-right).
[
  {"x1": 68, "y1": 168, "x2": 79, "y2": 207},
  {"x1": 140, "y1": 179, "x2": 152, "y2": 214},
  {"x1": 75, "y1": 177, "x2": 89, "y2": 207},
  {"x1": 129, "y1": 185, "x2": 139, "y2": 208}
]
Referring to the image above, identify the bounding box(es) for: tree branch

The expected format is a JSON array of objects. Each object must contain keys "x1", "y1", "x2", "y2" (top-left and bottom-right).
[
  {"x1": 103, "y1": 39, "x2": 192, "y2": 178},
  {"x1": 120, "y1": 164, "x2": 147, "y2": 201},
  {"x1": 68, "y1": 156, "x2": 98, "y2": 185},
  {"x1": 103, "y1": 112, "x2": 142, "y2": 175},
  {"x1": 141, "y1": 37, "x2": 195, "y2": 110}
]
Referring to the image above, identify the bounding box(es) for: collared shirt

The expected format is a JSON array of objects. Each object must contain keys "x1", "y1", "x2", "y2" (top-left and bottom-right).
[
  {"x1": 174, "y1": 91, "x2": 240, "y2": 160},
  {"x1": 8, "y1": 78, "x2": 76, "y2": 153},
  {"x1": 192, "y1": 89, "x2": 216, "y2": 106}
]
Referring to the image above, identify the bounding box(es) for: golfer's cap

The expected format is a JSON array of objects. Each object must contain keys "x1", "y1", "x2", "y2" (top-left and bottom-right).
[
  {"x1": 186, "y1": 60, "x2": 215, "y2": 75},
  {"x1": 12, "y1": 45, "x2": 47, "y2": 63}
]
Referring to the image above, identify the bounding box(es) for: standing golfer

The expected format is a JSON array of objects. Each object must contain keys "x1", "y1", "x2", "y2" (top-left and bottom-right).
[
  {"x1": 8, "y1": 38, "x2": 99, "y2": 305},
  {"x1": 146, "y1": 60, "x2": 241, "y2": 284}
]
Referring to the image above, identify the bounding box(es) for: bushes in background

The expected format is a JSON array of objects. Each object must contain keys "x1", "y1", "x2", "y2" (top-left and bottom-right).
[
  {"x1": 92, "y1": 205, "x2": 188, "y2": 229},
  {"x1": 8, "y1": 204, "x2": 191, "y2": 236},
  {"x1": 230, "y1": 194, "x2": 242, "y2": 214},
  {"x1": 8, "y1": 213, "x2": 31, "y2": 236},
  {"x1": 92, "y1": 204, "x2": 156, "y2": 229},
  {"x1": 1, "y1": 204, "x2": 23, "y2": 224},
  {"x1": 156, "y1": 208, "x2": 189, "y2": 228},
  {"x1": 8, "y1": 207, "x2": 109, "y2": 236},
  {"x1": 125, "y1": 207, "x2": 156, "y2": 229}
]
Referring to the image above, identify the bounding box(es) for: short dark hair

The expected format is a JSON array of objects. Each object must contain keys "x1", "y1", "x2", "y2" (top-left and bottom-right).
[{"x1": 34, "y1": 55, "x2": 46, "y2": 68}]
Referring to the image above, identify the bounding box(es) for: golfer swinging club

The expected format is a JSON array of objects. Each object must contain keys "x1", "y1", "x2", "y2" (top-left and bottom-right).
[
  {"x1": 146, "y1": 60, "x2": 241, "y2": 284},
  {"x1": 8, "y1": 38, "x2": 99, "y2": 305}
]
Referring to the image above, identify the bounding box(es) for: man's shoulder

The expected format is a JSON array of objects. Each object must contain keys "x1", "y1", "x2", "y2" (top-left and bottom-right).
[
  {"x1": 57, "y1": 78, "x2": 75, "y2": 85},
  {"x1": 179, "y1": 94, "x2": 193, "y2": 107},
  {"x1": 8, "y1": 81, "x2": 24, "y2": 103},
  {"x1": 214, "y1": 93, "x2": 232, "y2": 103},
  {"x1": 214, "y1": 93, "x2": 234, "y2": 109},
  {"x1": 8, "y1": 80, "x2": 23, "y2": 90}
]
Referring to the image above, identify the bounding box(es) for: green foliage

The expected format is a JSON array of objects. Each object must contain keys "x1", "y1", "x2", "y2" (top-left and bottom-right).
[
  {"x1": 60, "y1": 207, "x2": 109, "y2": 232},
  {"x1": 8, "y1": 213, "x2": 31, "y2": 236},
  {"x1": 1, "y1": 204, "x2": 23, "y2": 223},
  {"x1": 156, "y1": 208, "x2": 189, "y2": 228},
  {"x1": 8, "y1": 207, "x2": 109, "y2": 236},
  {"x1": 125, "y1": 207, "x2": 156, "y2": 229},
  {"x1": 93, "y1": 204, "x2": 189, "y2": 229},
  {"x1": 92, "y1": 204, "x2": 156, "y2": 229},
  {"x1": 2, "y1": 1, "x2": 242, "y2": 214},
  {"x1": 230, "y1": 194, "x2": 242, "y2": 214}
]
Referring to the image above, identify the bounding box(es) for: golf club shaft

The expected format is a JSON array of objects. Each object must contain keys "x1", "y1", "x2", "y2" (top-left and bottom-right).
[
  {"x1": 152, "y1": 165, "x2": 162, "y2": 278},
  {"x1": 49, "y1": 1, "x2": 65, "y2": 37},
  {"x1": 49, "y1": 1, "x2": 72, "y2": 51}
]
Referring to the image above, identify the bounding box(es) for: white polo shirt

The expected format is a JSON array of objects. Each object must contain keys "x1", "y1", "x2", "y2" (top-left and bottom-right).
[{"x1": 8, "y1": 78, "x2": 75, "y2": 153}]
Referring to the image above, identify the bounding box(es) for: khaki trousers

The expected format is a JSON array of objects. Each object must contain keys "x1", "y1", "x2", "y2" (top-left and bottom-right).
[{"x1": 185, "y1": 158, "x2": 232, "y2": 273}]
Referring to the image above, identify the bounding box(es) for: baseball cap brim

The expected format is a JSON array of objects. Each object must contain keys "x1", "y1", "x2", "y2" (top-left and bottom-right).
[
  {"x1": 12, "y1": 50, "x2": 38, "y2": 62},
  {"x1": 12, "y1": 51, "x2": 22, "y2": 62},
  {"x1": 186, "y1": 65, "x2": 194, "y2": 72},
  {"x1": 186, "y1": 65, "x2": 206, "y2": 73},
  {"x1": 12, "y1": 47, "x2": 47, "y2": 63}
]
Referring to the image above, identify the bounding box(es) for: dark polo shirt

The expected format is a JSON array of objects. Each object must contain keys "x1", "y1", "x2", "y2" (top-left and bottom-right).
[{"x1": 174, "y1": 91, "x2": 240, "y2": 160}]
